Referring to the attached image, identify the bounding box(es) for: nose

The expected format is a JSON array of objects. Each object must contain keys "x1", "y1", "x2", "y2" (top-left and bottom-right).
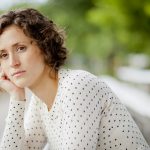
[{"x1": 9, "y1": 53, "x2": 20, "y2": 67}]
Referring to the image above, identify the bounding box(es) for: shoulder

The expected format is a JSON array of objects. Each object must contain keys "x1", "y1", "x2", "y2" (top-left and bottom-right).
[
  {"x1": 60, "y1": 69, "x2": 110, "y2": 114},
  {"x1": 59, "y1": 68, "x2": 108, "y2": 94},
  {"x1": 60, "y1": 68, "x2": 97, "y2": 82}
]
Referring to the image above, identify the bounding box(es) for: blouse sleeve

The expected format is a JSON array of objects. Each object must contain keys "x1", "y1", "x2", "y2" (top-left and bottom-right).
[
  {"x1": 0, "y1": 96, "x2": 47, "y2": 150},
  {"x1": 97, "y1": 81, "x2": 150, "y2": 150},
  {"x1": 61, "y1": 71, "x2": 150, "y2": 150}
]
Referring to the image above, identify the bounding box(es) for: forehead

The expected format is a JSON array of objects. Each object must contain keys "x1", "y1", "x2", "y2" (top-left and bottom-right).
[{"x1": 0, "y1": 25, "x2": 31, "y2": 50}]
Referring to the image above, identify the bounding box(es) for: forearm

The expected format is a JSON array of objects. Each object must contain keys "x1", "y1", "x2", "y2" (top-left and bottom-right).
[
  {"x1": 1, "y1": 95, "x2": 47, "y2": 150},
  {"x1": 0, "y1": 98, "x2": 26, "y2": 150}
]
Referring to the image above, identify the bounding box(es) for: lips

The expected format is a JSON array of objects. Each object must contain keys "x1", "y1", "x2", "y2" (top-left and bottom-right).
[{"x1": 12, "y1": 71, "x2": 26, "y2": 76}]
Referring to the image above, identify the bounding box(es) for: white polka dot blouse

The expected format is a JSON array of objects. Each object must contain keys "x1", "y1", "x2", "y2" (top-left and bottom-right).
[{"x1": 0, "y1": 68, "x2": 150, "y2": 150}]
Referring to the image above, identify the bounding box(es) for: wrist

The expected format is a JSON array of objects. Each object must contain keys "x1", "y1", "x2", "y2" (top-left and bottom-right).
[{"x1": 10, "y1": 91, "x2": 26, "y2": 101}]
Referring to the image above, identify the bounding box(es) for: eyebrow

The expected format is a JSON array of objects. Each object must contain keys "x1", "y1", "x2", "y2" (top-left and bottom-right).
[{"x1": 0, "y1": 42, "x2": 25, "y2": 52}]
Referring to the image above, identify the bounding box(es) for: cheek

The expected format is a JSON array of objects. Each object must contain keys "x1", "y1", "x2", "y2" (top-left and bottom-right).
[
  {"x1": 26, "y1": 55, "x2": 45, "y2": 75},
  {"x1": 24, "y1": 49, "x2": 44, "y2": 65}
]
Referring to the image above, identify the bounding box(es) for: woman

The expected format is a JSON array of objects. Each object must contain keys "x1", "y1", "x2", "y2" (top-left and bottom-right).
[{"x1": 0, "y1": 8, "x2": 149, "y2": 150}]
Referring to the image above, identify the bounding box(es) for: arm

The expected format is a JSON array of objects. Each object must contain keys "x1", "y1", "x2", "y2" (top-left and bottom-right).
[
  {"x1": 61, "y1": 71, "x2": 150, "y2": 149},
  {"x1": 97, "y1": 81, "x2": 150, "y2": 150},
  {"x1": 0, "y1": 96, "x2": 47, "y2": 150},
  {"x1": 0, "y1": 99, "x2": 26, "y2": 150}
]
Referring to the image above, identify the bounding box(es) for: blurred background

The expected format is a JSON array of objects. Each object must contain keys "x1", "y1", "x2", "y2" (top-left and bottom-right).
[{"x1": 0, "y1": 0, "x2": 150, "y2": 146}]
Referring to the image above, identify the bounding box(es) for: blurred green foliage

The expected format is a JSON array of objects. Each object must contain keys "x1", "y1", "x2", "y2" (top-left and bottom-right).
[
  {"x1": 41, "y1": 0, "x2": 150, "y2": 74},
  {"x1": 1, "y1": 0, "x2": 150, "y2": 74}
]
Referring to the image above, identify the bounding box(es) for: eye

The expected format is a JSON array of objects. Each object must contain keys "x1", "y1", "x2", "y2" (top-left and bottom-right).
[
  {"x1": 0, "y1": 53, "x2": 8, "y2": 59},
  {"x1": 17, "y1": 46, "x2": 26, "y2": 52}
]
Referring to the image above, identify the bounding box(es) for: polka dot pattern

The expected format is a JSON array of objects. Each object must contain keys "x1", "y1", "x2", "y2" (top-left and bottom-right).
[
  {"x1": 0, "y1": 100, "x2": 26, "y2": 149},
  {"x1": 0, "y1": 68, "x2": 150, "y2": 150}
]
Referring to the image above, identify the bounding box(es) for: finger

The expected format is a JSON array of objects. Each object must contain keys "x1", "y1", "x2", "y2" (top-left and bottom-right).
[
  {"x1": 0, "y1": 72, "x2": 6, "y2": 80},
  {"x1": 0, "y1": 77, "x2": 5, "y2": 92},
  {"x1": 0, "y1": 67, "x2": 6, "y2": 78},
  {"x1": 0, "y1": 71, "x2": 5, "y2": 78}
]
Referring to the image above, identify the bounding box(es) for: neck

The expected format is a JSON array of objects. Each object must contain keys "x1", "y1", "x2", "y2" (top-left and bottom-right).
[{"x1": 28, "y1": 67, "x2": 59, "y2": 109}]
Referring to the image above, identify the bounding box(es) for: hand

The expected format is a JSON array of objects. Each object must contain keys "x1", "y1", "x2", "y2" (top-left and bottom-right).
[{"x1": 0, "y1": 67, "x2": 25, "y2": 101}]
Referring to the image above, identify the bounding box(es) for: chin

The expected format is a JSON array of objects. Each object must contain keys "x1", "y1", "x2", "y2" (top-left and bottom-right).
[
  {"x1": 14, "y1": 83, "x2": 26, "y2": 88},
  {"x1": 13, "y1": 79, "x2": 28, "y2": 88}
]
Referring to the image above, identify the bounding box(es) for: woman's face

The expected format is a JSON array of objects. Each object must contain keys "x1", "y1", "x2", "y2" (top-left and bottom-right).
[{"x1": 0, "y1": 25, "x2": 47, "y2": 88}]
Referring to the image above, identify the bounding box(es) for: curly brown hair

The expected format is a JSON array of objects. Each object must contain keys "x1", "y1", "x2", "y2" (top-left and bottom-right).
[{"x1": 0, "y1": 8, "x2": 68, "y2": 77}]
